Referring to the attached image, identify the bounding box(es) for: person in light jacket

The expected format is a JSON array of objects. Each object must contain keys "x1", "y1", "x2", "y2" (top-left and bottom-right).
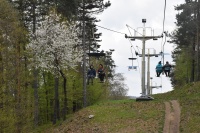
[{"x1": 156, "y1": 61, "x2": 163, "y2": 77}]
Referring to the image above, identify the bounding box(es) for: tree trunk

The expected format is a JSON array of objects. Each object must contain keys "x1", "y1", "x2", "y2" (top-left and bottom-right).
[
  {"x1": 33, "y1": 69, "x2": 39, "y2": 126},
  {"x1": 191, "y1": 41, "x2": 195, "y2": 82},
  {"x1": 32, "y1": 0, "x2": 39, "y2": 127},
  {"x1": 59, "y1": 69, "x2": 67, "y2": 120},
  {"x1": 15, "y1": 39, "x2": 22, "y2": 133},
  {"x1": 53, "y1": 77, "x2": 60, "y2": 124},
  {"x1": 196, "y1": 0, "x2": 200, "y2": 81},
  {"x1": 42, "y1": 72, "x2": 49, "y2": 122}
]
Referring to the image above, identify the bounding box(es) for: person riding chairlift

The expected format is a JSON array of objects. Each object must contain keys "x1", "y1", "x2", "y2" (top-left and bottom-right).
[
  {"x1": 97, "y1": 64, "x2": 105, "y2": 82},
  {"x1": 87, "y1": 65, "x2": 96, "y2": 85},
  {"x1": 156, "y1": 61, "x2": 163, "y2": 77},
  {"x1": 163, "y1": 61, "x2": 172, "y2": 77}
]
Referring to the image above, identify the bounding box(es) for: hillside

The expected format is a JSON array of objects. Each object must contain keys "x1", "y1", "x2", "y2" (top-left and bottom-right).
[{"x1": 43, "y1": 82, "x2": 200, "y2": 133}]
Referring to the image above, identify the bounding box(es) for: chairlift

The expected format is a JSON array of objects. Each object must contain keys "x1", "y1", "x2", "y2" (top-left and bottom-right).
[{"x1": 128, "y1": 57, "x2": 137, "y2": 71}]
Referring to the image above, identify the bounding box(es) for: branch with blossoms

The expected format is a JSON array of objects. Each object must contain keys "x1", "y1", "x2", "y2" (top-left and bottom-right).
[{"x1": 27, "y1": 11, "x2": 83, "y2": 76}]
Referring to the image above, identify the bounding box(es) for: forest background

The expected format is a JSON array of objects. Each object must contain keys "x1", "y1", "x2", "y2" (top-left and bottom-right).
[{"x1": 0, "y1": 0, "x2": 199, "y2": 132}]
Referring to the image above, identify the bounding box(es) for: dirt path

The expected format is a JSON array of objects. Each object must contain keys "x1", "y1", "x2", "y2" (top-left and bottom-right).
[{"x1": 163, "y1": 100, "x2": 181, "y2": 133}]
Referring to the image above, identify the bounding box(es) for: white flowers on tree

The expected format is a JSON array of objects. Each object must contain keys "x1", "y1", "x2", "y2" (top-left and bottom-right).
[{"x1": 28, "y1": 11, "x2": 82, "y2": 75}]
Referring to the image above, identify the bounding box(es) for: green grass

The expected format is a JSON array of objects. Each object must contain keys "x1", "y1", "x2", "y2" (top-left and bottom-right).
[
  {"x1": 154, "y1": 82, "x2": 200, "y2": 133},
  {"x1": 45, "y1": 99, "x2": 164, "y2": 133},
  {"x1": 43, "y1": 82, "x2": 200, "y2": 133}
]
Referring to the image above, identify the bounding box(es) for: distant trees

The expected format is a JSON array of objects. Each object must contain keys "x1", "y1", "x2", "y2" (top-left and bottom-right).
[{"x1": 109, "y1": 73, "x2": 129, "y2": 100}]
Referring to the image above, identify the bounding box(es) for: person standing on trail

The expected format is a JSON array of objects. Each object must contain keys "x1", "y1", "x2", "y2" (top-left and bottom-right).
[
  {"x1": 87, "y1": 65, "x2": 96, "y2": 85},
  {"x1": 163, "y1": 61, "x2": 172, "y2": 77},
  {"x1": 156, "y1": 61, "x2": 163, "y2": 77},
  {"x1": 97, "y1": 64, "x2": 105, "y2": 82}
]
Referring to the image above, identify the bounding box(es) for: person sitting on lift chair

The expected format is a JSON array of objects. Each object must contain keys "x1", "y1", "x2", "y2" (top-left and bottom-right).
[
  {"x1": 156, "y1": 61, "x2": 163, "y2": 77},
  {"x1": 97, "y1": 64, "x2": 105, "y2": 82},
  {"x1": 163, "y1": 61, "x2": 172, "y2": 77},
  {"x1": 87, "y1": 65, "x2": 96, "y2": 85}
]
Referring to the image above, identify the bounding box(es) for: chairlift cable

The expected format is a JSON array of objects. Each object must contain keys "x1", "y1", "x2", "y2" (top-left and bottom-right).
[
  {"x1": 161, "y1": 0, "x2": 167, "y2": 64},
  {"x1": 126, "y1": 25, "x2": 140, "y2": 52},
  {"x1": 162, "y1": 0, "x2": 167, "y2": 33},
  {"x1": 96, "y1": 25, "x2": 126, "y2": 35},
  {"x1": 126, "y1": 24, "x2": 143, "y2": 36},
  {"x1": 161, "y1": 35, "x2": 167, "y2": 64},
  {"x1": 126, "y1": 25, "x2": 141, "y2": 75},
  {"x1": 127, "y1": 38, "x2": 141, "y2": 76}
]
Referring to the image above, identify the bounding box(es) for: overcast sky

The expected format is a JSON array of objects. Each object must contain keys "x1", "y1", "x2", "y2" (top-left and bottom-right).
[{"x1": 96, "y1": 0, "x2": 185, "y2": 96}]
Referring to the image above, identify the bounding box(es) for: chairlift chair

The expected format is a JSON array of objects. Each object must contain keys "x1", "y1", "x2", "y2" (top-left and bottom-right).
[{"x1": 128, "y1": 57, "x2": 137, "y2": 71}]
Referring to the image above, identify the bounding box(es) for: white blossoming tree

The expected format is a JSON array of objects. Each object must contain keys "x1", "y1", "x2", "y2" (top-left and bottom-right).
[{"x1": 28, "y1": 11, "x2": 82, "y2": 123}]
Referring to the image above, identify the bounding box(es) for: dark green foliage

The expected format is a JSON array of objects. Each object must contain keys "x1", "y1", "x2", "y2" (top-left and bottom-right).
[{"x1": 171, "y1": 0, "x2": 200, "y2": 86}]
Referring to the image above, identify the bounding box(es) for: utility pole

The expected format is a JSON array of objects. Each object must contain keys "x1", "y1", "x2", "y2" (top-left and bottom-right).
[{"x1": 125, "y1": 19, "x2": 161, "y2": 101}]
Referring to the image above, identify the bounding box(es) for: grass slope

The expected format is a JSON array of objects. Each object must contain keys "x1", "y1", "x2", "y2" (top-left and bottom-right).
[
  {"x1": 44, "y1": 82, "x2": 200, "y2": 133},
  {"x1": 45, "y1": 100, "x2": 164, "y2": 133},
  {"x1": 154, "y1": 82, "x2": 200, "y2": 133}
]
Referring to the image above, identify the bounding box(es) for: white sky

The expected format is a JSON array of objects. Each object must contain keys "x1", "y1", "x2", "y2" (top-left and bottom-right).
[{"x1": 96, "y1": 0, "x2": 185, "y2": 96}]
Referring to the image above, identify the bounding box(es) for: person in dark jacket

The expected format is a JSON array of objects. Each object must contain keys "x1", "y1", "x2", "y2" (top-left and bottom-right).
[
  {"x1": 87, "y1": 65, "x2": 96, "y2": 85},
  {"x1": 156, "y1": 61, "x2": 163, "y2": 77},
  {"x1": 163, "y1": 61, "x2": 172, "y2": 77},
  {"x1": 97, "y1": 64, "x2": 105, "y2": 82}
]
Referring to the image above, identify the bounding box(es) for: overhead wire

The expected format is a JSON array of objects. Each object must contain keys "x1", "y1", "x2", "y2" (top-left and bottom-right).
[
  {"x1": 127, "y1": 39, "x2": 141, "y2": 75},
  {"x1": 159, "y1": 0, "x2": 167, "y2": 91},
  {"x1": 95, "y1": 25, "x2": 126, "y2": 35},
  {"x1": 162, "y1": 0, "x2": 166, "y2": 33},
  {"x1": 160, "y1": 0, "x2": 167, "y2": 63},
  {"x1": 126, "y1": 25, "x2": 141, "y2": 75},
  {"x1": 126, "y1": 24, "x2": 143, "y2": 36}
]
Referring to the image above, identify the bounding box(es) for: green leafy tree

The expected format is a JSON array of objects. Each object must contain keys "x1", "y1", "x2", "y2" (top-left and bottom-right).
[
  {"x1": 172, "y1": 0, "x2": 200, "y2": 86},
  {"x1": 0, "y1": 0, "x2": 29, "y2": 132}
]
